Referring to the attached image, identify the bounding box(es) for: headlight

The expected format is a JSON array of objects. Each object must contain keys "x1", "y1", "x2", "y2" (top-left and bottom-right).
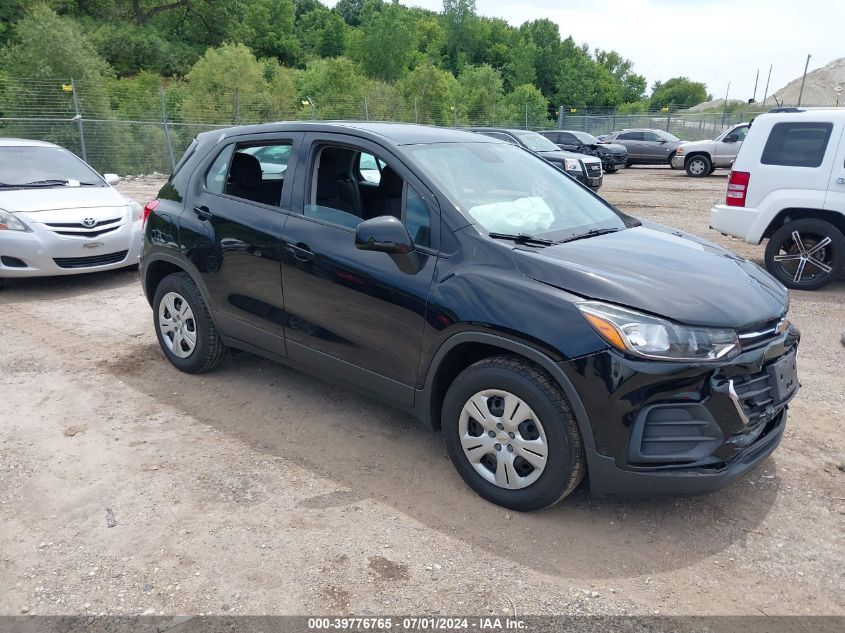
[
  {"x1": 675, "y1": 147, "x2": 686, "y2": 155},
  {"x1": 563, "y1": 158, "x2": 583, "y2": 172},
  {"x1": 130, "y1": 200, "x2": 143, "y2": 222},
  {"x1": 0, "y1": 208, "x2": 29, "y2": 232},
  {"x1": 577, "y1": 301, "x2": 739, "y2": 361}
]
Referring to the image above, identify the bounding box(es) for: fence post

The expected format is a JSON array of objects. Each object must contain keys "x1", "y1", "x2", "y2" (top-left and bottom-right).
[
  {"x1": 414, "y1": 98, "x2": 418, "y2": 124},
  {"x1": 70, "y1": 78, "x2": 87, "y2": 163},
  {"x1": 558, "y1": 104, "x2": 563, "y2": 128},
  {"x1": 160, "y1": 86, "x2": 176, "y2": 172},
  {"x1": 234, "y1": 91, "x2": 240, "y2": 125},
  {"x1": 666, "y1": 109, "x2": 671, "y2": 132},
  {"x1": 453, "y1": 101, "x2": 457, "y2": 127},
  {"x1": 364, "y1": 96, "x2": 369, "y2": 121}
]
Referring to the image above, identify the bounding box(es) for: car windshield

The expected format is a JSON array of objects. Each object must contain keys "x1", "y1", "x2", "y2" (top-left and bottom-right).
[
  {"x1": 573, "y1": 131, "x2": 599, "y2": 144},
  {"x1": 0, "y1": 146, "x2": 104, "y2": 187},
  {"x1": 407, "y1": 142, "x2": 634, "y2": 240},
  {"x1": 513, "y1": 131, "x2": 562, "y2": 152}
]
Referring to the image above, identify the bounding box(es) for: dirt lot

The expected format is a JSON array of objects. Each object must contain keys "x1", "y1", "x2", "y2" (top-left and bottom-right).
[{"x1": 1, "y1": 167, "x2": 843, "y2": 618}]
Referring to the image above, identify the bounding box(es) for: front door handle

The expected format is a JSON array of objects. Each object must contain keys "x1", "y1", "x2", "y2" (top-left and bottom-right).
[
  {"x1": 286, "y1": 242, "x2": 314, "y2": 262},
  {"x1": 837, "y1": 177, "x2": 845, "y2": 185},
  {"x1": 193, "y1": 205, "x2": 212, "y2": 221}
]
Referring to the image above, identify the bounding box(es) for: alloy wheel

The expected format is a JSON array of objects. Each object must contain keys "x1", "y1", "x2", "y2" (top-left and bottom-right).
[
  {"x1": 772, "y1": 230, "x2": 833, "y2": 285},
  {"x1": 158, "y1": 291, "x2": 197, "y2": 358},
  {"x1": 458, "y1": 389, "x2": 548, "y2": 489}
]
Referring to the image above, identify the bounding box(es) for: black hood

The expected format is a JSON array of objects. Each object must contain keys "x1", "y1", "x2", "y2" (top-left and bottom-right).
[
  {"x1": 596, "y1": 142, "x2": 627, "y2": 156},
  {"x1": 512, "y1": 223, "x2": 788, "y2": 329}
]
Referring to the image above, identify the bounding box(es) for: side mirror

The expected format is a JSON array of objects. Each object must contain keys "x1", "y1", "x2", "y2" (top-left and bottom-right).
[
  {"x1": 355, "y1": 216, "x2": 414, "y2": 255},
  {"x1": 723, "y1": 135, "x2": 738, "y2": 143},
  {"x1": 103, "y1": 173, "x2": 120, "y2": 185},
  {"x1": 658, "y1": 139, "x2": 668, "y2": 144}
]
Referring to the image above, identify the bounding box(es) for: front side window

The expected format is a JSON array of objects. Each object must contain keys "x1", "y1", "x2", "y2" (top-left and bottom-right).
[
  {"x1": 761, "y1": 122, "x2": 833, "y2": 168},
  {"x1": 513, "y1": 131, "x2": 562, "y2": 152},
  {"x1": 642, "y1": 131, "x2": 663, "y2": 143},
  {"x1": 408, "y1": 142, "x2": 632, "y2": 240},
  {"x1": 0, "y1": 145, "x2": 104, "y2": 187}
]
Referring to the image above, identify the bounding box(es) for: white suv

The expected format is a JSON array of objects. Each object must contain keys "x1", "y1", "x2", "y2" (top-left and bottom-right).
[{"x1": 710, "y1": 110, "x2": 845, "y2": 290}]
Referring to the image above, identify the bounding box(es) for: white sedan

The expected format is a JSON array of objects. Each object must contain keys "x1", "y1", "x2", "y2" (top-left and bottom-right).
[{"x1": 0, "y1": 138, "x2": 143, "y2": 284}]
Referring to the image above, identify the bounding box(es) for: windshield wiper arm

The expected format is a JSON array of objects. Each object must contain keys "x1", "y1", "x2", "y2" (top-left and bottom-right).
[
  {"x1": 559, "y1": 228, "x2": 621, "y2": 243},
  {"x1": 487, "y1": 232, "x2": 556, "y2": 246},
  {"x1": 18, "y1": 179, "x2": 71, "y2": 187}
]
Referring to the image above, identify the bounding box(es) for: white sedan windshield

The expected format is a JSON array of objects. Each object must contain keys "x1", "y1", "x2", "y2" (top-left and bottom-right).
[
  {"x1": 0, "y1": 146, "x2": 104, "y2": 186},
  {"x1": 408, "y1": 142, "x2": 630, "y2": 239}
]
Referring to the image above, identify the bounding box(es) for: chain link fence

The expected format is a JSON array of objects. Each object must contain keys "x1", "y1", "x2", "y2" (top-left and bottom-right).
[{"x1": 0, "y1": 76, "x2": 788, "y2": 175}]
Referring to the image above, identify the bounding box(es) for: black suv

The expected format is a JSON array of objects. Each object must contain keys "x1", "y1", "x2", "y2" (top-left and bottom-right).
[
  {"x1": 141, "y1": 122, "x2": 799, "y2": 511},
  {"x1": 540, "y1": 129, "x2": 628, "y2": 173}
]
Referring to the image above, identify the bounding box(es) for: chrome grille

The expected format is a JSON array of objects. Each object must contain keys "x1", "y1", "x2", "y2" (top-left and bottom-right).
[
  {"x1": 585, "y1": 163, "x2": 602, "y2": 177},
  {"x1": 43, "y1": 217, "x2": 123, "y2": 238},
  {"x1": 737, "y1": 318, "x2": 786, "y2": 350}
]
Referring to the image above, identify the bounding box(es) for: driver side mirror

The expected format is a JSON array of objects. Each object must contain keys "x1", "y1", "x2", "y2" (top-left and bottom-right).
[
  {"x1": 103, "y1": 173, "x2": 120, "y2": 185},
  {"x1": 355, "y1": 216, "x2": 414, "y2": 255},
  {"x1": 723, "y1": 134, "x2": 738, "y2": 143},
  {"x1": 658, "y1": 138, "x2": 668, "y2": 144}
]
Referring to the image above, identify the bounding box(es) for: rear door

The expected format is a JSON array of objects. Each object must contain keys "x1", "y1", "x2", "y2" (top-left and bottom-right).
[
  {"x1": 616, "y1": 131, "x2": 643, "y2": 159},
  {"x1": 824, "y1": 124, "x2": 845, "y2": 214},
  {"x1": 181, "y1": 132, "x2": 302, "y2": 353}
]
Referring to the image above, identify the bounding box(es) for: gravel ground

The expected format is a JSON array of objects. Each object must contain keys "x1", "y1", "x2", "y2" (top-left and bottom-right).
[{"x1": 0, "y1": 167, "x2": 843, "y2": 618}]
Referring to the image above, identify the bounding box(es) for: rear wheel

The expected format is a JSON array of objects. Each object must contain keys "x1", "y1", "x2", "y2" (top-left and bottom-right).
[
  {"x1": 153, "y1": 272, "x2": 225, "y2": 372},
  {"x1": 764, "y1": 219, "x2": 845, "y2": 290},
  {"x1": 442, "y1": 356, "x2": 585, "y2": 511},
  {"x1": 685, "y1": 154, "x2": 711, "y2": 177}
]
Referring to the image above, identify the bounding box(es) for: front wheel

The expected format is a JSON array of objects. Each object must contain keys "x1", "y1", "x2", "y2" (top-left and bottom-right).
[
  {"x1": 442, "y1": 356, "x2": 585, "y2": 511},
  {"x1": 764, "y1": 219, "x2": 845, "y2": 290},
  {"x1": 153, "y1": 272, "x2": 225, "y2": 372},
  {"x1": 685, "y1": 155, "x2": 711, "y2": 177}
]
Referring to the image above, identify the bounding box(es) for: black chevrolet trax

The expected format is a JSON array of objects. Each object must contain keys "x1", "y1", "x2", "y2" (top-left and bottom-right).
[{"x1": 140, "y1": 122, "x2": 799, "y2": 511}]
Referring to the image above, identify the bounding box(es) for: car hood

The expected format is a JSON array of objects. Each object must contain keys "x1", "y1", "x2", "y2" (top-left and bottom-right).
[
  {"x1": 536, "y1": 150, "x2": 602, "y2": 164},
  {"x1": 512, "y1": 223, "x2": 788, "y2": 329},
  {"x1": 0, "y1": 186, "x2": 128, "y2": 213},
  {"x1": 595, "y1": 142, "x2": 627, "y2": 155},
  {"x1": 678, "y1": 139, "x2": 716, "y2": 152}
]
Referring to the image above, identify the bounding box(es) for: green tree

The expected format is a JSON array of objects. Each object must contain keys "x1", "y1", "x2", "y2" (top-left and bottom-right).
[
  {"x1": 335, "y1": 0, "x2": 368, "y2": 26},
  {"x1": 237, "y1": 0, "x2": 299, "y2": 65},
  {"x1": 317, "y1": 11, "x2": 349, "y2": 58},
  {"x1": 595, "y1": 49, "x2": 646, "y2": 103},
  {"x1": 649, "y1": 77, "x2": 710, "y2": 109},
  {"x1": 502, "y1": 83, "x2": 549, "y2": 127},
  {"x1": 443, "y1": 0, "x2": 478, "y2": 72},
  {"x1": 297, "y1": 56, "x2": 367, "y2": 118},
  {"x1": 399, "y1": 62, "x2": 458, "y2": 125},
  {"x1": 457, "y1": 64, "x2": 503, "y2": 125},
  {"x1": 554, "y1": 39, "x2": 621, "y2": 108},
  {"x1": 503, "y1": 39, "x2": 536, "y2": 91},
  {"x1": 363, "y1": 80, "x2": 406, "y2": 121},
  {"x1": 519, "y1": 19, "x2": 561, "y2": 99},
  {"x1": 349, "y1": 2, "x2": 416, "y2": 82}
]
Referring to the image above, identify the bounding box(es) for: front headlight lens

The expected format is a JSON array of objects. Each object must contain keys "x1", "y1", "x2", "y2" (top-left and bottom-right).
[
  {"x1": 563, "y1": 158, "x2": 583, "y2": 172},
  {"x1": 675, "y1": 147, "x2": 686, "y2": 155},
  {"x1": 577, "y1": 301, "x2": 739, "y2": 361},
  {"x1": 0, "y1": 208, "x2": 29, "y2": 231},
  {"x1": 130, "y1": 200, "x2": 143, "y2": 222}
]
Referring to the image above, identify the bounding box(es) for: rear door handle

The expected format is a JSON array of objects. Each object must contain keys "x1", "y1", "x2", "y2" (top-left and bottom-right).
[
  {"x1": 193, "y1": 205, "x2": 212, "y2": 221},
  {"x1": 286, "y1": 242, "x2": 314, "y2": 262}
]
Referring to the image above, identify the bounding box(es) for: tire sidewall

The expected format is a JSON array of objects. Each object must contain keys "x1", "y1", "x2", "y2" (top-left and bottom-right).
[
  {"x1": 152, "y1": 273, "x2": 216, "y2": 372},
  {"x1": 764, "y1": 219, "x2": 845, "y2": 290},
  {"x1": 442, "y1": 364, "x2": 577, "y2": 512}
]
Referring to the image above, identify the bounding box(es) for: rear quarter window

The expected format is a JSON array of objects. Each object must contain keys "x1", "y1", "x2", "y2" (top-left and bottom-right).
[{"x1": 760, "y1": 122, "x2": 833, "y2": 168}]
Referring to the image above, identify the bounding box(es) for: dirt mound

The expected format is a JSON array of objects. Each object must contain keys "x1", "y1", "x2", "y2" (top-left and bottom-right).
[{"x1": 765, "y1": 57, "x2": 845, "y2": 107}]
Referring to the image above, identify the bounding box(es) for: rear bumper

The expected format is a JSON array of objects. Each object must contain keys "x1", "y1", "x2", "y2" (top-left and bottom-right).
[
  {"x1": 709, "y1": 204, "x2": 764, "y2": 243},
  {"x1": 0, "y1": 219, "x2": 142, "y2": 277}
]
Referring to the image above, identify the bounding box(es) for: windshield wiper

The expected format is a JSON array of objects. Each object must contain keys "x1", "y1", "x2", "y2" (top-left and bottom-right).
[
  {"x1": 487, "y1": 232, "x2": 556, "y2": 246},
  {"x1": 17, "y1": 179, "x2": 72, "y2": 187},
  {"x1": 559, "y1": 228, "x2": 621, "y2": 243}
]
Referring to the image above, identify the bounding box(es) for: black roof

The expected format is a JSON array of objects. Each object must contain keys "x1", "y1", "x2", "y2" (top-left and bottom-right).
[
  {"x1": 197, "y1": 121, "x2": 498, "y2": 146},
  {"x1": 465, "y1": 127, "x2": 536, "y2": 135}
]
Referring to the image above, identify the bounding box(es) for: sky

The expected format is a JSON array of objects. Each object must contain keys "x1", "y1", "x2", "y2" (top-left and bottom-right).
[{"x1": 327, "y1": 0, "x2": 845, "y2": 103}]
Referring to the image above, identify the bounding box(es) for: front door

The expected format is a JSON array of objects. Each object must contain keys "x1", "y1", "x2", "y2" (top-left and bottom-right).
[
  {"x1": 183, "y1": 133, "x2": 302, "y2": 353},
  {"x1": 714, "y1": 125, "x2": 749, "y2": 165},
  {"x1": 280, "y1": 132, "x2": 439, "y2": 405}
]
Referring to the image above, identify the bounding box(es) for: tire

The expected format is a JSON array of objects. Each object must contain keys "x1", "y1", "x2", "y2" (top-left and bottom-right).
[
  {"x1": 152, "y1": 272, "x2": 225, "y2": 373},
  {"x1": 667, "y1": 151, "x2": 677, "y2": 167},
  {"x1": 764, "y1": 219, "x2": 845, "y2": 290},
  {"x1": 685, "y1": 154, "x2": 711, "y2": 177},
  {"x1": 442, "y1": 356, "x2": 585, "y2": 511},
  {"x1": 625, "y1": 159, "x2": 633, "y2": 168}
]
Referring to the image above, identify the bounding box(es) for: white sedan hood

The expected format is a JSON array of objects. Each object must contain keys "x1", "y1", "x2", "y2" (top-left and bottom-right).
[{"x1": 0, "y1": 186, "x2": 129, "y2": 213}]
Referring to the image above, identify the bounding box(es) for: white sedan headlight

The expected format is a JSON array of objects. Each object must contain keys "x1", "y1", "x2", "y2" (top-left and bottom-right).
[
  {"x1": 130, "y1": 200, "x2": 143, "y2": 222},
  {"x1": 0, "y1": 208, "x2": 29, "y2": 231},
  {"x1": 578, "y1": 301, "x2": 739, "y2": 361}
]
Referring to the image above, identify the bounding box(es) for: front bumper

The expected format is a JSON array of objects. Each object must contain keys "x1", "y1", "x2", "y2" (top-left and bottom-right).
[
  {"x1": 0, "y1": 218, "x2": 142, "y2": 278},
  {"x1": 671, "y1": 154, "x2": 686, "y2": 169},
  {"x1": 709, "y1": 204, "x2": 764, "y2": 243},
  {"x1": 599, "y1": 152, "x2": 627, "y2": 168},
  {"x1": 561, "y1": 326, "x2": 799, "y2": 497}
]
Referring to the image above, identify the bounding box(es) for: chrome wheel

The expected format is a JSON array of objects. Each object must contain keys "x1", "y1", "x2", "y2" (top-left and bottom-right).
[
  {"x1": 458, "y1": 389, "x2": 548, "y2": 489},
  {"x1": 158, "y1": 291, "x2": 197, "y2": 358},
  {"x1": 687, "y1": 157, "x2": 707, "y2": 175},
  {"x1": 772, "y1": 230, "x2": 833, "y2": 284}
]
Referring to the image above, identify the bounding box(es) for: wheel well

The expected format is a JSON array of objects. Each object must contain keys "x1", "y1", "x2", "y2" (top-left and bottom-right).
[
  {"x1": 426, "y1": 342, "x2": 545, "y2": 431},
  {"x1": 684, "y1": 151, "x2": 710, "y2": 162},
  {"x1": 762, "y1": 208, "x2": 845, "y2": 240},
  {"x1": 144, "y1": 259, "x2": 185, "y2": 306}
]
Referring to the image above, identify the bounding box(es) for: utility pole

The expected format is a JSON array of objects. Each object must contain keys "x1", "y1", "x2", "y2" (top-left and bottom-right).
[
  {"x1": 721, "y1": 82, "x2": 730, "y2": 127},
  {"x1": 797, "y1": 54, "x2": 811, "y2": 106},
  {"x1": 761, "y1": 64, "x2": 772, "y2": 108},
  {"x1": 752, "y1": 69, "x2": 759, "y2": 103}
]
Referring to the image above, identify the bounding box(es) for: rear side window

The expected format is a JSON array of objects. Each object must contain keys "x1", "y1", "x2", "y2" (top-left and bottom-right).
[
  {"x1": 761, "y1": 122, "x2": 833, "y2": 168},
  {"x1": 617, "y1": 132, "x2": 642, "y2": 141}
]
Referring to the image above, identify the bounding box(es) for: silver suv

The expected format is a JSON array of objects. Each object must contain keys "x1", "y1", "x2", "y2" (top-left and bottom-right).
[{"x1": 601, "y1": 128, "x2": 683, "y2": 166}]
